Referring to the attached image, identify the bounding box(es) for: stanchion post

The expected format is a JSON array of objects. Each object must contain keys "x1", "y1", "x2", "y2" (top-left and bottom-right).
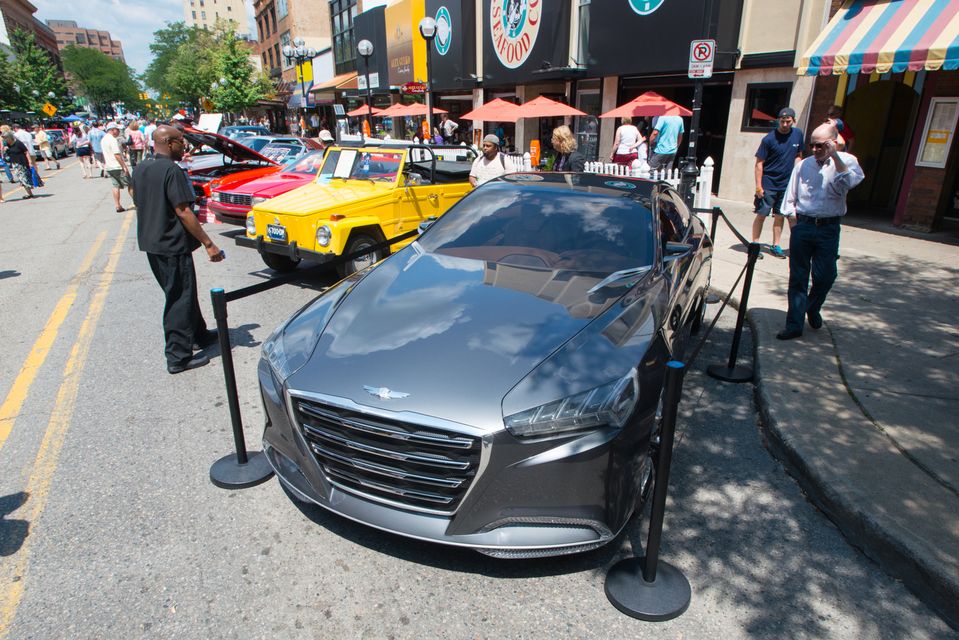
[
  {"x1": 208, "y1": 287, "x2": 274, "y2": 489},
  {"x1": 709, "y1": 206, "x2": 721, "y2": 245},
  {"x1": 605, "y1": 361, "x2": 691, "y2": 621},
  {"x1": 707, "y1": 242, "x2": 760, "y2": 383}
]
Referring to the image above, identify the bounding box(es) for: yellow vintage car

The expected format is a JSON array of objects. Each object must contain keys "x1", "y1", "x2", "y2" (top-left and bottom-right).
[{"x1": 235, "y1": 145, "x2": 475, "y2": 276}]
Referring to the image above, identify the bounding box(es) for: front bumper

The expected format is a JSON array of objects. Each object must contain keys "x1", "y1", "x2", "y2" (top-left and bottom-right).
[
  {"x1": 209, "y1": 201, "x2": 249, "y2": 225},
  {"x1": 258, "y1": 359, "x2": 653, "y2": 557},
  {"x1": 235, "y1": 234, "x2": 335, "y2": 264}
]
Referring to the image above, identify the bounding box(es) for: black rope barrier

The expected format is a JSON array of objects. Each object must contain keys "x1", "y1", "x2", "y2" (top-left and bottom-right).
[{"x1": 208, "y1": 228, "x2": 419, "y2": 489}]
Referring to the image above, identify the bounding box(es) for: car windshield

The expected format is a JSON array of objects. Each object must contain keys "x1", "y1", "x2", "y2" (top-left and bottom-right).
[
  {"x1": 260, "y1": 142, "x2": 301, "y2": 163},
  {"x1": 283, "y1": 150, "x2": 326, "y2": 175},
  {"x1": 241, "y1": 137, "x2": 272, "y2": 152},
  {"x1": 418, "y1": 182, "x2": 655, "y2": 274},
  {"x1": 328, "y1": 149, "x2": 404, "y2": 183}
]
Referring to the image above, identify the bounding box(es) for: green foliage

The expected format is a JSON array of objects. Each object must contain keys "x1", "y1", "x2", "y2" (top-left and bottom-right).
[
  {"x1": 145, "y1": 21, "x2": 271, "y2": 115},
  {"x1": 0, "y1": 49, "x2": 18, "y2": 110},
  {"x1": 8, "y1": 29, "x2": 70, "y2": 113},
  {"x1": 61, "y1": 46, "x2": 141, "y2": 115}
]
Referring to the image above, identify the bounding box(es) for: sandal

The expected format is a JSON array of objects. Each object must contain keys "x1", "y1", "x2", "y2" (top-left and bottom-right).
[{"x1": 116, "y1": 207, "x2": 126, "y2": 212}]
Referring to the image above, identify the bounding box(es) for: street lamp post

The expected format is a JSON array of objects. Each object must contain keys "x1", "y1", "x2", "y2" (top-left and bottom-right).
[
  {"x1": 357, "y1": 39, "x2": 374, "y2": 137},
  {"x1": 418, "y1": 17, "x2": 437, "y2": 142},
  {"x1": 282, "y1": 37, "x2": 317, "y2": 134}
]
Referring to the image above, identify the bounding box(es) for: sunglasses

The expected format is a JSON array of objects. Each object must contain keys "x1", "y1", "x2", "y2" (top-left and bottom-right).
[{"x1": 809, "y1": 142, "x2": 828, "y2": 150}]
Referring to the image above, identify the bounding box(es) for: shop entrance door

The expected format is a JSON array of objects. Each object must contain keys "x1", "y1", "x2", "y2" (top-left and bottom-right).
[
  {"x1": 845, "y1": 80, "x2": 920, "y2": 213},
  {"x1": 575, "y1": 90, "x2": 601, "y2": 162}
]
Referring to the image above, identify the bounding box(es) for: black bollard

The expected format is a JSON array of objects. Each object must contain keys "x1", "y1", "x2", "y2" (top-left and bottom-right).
[
  {"x1": 705, "y1": 207, "x2": 723, "y2": 305},
  {"x1": 707, "y1": 242, "x2": 760, "y2": 383},
  {"x1": 208, "y1": 287, "x2": 274, "y2": 489},
  {"x1": 605, "y1": 361, "x2": 691, "y2": 622}
]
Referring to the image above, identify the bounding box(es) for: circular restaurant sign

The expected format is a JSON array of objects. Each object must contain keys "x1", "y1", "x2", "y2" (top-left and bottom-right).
[
  {"x1": 435, "y1": 6, "x2": 452, "y2": 56},
  {"x1": 490, "y1": 0, "x2": 541, "y2": 69}
]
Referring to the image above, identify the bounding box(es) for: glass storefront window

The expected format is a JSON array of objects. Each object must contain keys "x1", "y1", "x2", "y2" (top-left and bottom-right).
[{"x1": 741, "y1": 82, "x2": 792, "y2": 132}]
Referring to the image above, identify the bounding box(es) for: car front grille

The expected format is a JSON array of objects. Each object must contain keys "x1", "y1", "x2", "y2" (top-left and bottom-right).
[
  {"x1": 294, "y1": 398, "x2": 481, "y2": 514},
  {"x1": 219, "y1": 192, "x2": 252, "y2": 207}
]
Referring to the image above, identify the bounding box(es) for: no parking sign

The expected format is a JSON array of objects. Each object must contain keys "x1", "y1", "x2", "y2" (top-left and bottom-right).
[{"x1": 688, "y1": 39, "x2": 715, "y2": 79}]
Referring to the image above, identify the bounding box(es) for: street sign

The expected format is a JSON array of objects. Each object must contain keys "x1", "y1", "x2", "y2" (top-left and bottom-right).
[
  {"x1": 688, "y1": 39, "x2": 715, "y2": 79},
  {"x1": 41, "y1": 102, "x2": 57, "y2": 117},
  {"x1": 357, "y1": 72, "x2": 380, "y2": 91},
  {"x1": 401, "y1": 82, "x2": 427, "y2": 95}
]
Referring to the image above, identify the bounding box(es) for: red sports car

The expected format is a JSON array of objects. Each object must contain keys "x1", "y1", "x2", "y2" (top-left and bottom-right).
[
  {"x1": 180, "y1": 127, "x2": 279, "y2": 221},
  {"x1": 209, "y1": 149, "x2": 330, "y2": 226}
]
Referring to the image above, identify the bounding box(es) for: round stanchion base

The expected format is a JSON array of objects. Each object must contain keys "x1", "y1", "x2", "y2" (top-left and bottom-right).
[
  {"x1": 210, "y1": 450, "x2": 274, "y2": 490},
  {"x1": 706, "y1": 363, "x2": 754, "y2": 383},
  {"x1": 705, "y1": 293, "x2": 722, "y2": 304},
  {"x1": 605, "y1": 557, "x2": 691, "y2": 622}
]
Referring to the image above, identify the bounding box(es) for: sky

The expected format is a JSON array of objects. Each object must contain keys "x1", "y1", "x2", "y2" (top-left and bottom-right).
[{"x1": 31, "y1": 0, "x2": 256, "y2": 77}]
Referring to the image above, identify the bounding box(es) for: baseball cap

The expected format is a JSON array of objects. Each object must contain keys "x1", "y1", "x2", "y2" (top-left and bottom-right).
[
  {"x1": 105, "y1": 122, "x2": 120, "y2": 131},
  {"x1": 318, "y1": 129, "x2": 334, "y2": 142},
  {"x1": 778, "y1": 107, "x2": 797, "y2": 119},
  {"x1": 482, "y1": 134, "x2": 501, "y2": 146}
]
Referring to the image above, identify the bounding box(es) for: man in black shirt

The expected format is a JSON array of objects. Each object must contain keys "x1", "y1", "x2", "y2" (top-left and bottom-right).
[{"x1": 133, "y1": 124, "x2": 225, "y2": 374}]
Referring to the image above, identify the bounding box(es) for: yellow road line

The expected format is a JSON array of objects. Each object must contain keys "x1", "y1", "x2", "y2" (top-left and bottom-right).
[
  {"x1": 0, "y1": 213, "x2": 132, "y2": 638},
  {"x1": 0, "y1": 231, "x2": 107, "y2": 451}
]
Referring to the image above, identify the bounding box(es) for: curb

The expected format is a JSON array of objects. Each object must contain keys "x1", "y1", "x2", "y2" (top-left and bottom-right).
[{"x1": 710, "y1": 286, "x2": 959, "y2": 630}]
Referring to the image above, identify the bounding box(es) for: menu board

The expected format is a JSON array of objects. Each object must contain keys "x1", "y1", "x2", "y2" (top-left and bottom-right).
[{"x1": 917, "y1": 98, "x2": 959, "y2": 168}]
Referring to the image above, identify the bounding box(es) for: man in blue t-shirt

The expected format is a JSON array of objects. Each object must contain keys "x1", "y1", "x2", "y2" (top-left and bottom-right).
[
  {"x1": 753, "y1": 107, "x2": 803, "y2": 258},
  {"x1": 648, "y1": 115, "x2": 685, "y2": 170},
  {"x1": 88, "y1": 123, "x2": 107, "y2": 177}
]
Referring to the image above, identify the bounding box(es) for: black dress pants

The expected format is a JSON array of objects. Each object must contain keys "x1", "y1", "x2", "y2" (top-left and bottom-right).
[{"x1": 147, "y1": 252, "x2": 207, "y2": 366}]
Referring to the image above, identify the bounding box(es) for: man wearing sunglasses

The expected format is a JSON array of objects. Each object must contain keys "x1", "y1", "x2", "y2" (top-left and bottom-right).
[
  {"x1": 776, "y1": 123, "x2": 864, "y2": 341},
  {"x1": 753, "y1": 107, "x2": 804, "y2": 258},
  {"x1": 132, "y1": 124, "x2": 225, "y2": 373}
]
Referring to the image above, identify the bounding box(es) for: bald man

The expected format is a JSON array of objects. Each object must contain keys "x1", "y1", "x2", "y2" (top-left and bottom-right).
[
  {"x1": 776, "y1": 123, "x2": 864, "y2": 340},
  {"x1": 132, "y1": 124, "x2": 225, "y2": 373}
]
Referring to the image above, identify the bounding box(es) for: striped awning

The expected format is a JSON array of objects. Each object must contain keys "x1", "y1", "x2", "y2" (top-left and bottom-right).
[{"x1": 798, "y1": 0, "x2": 959, "y2": 76}]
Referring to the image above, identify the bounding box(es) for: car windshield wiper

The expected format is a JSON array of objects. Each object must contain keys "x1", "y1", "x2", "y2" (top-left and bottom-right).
[{"x1": 588, "y1": 266, "x2": 652, "y2": 294}]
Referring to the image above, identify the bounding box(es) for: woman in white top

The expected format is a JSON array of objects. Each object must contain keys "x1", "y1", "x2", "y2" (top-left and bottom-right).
[{"x1": 609, "y1": 116, "x2": 643, "y2": 167}]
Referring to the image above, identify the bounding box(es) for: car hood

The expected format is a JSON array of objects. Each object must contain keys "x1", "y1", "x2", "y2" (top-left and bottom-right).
[
  {"x1": 285, "y1": 247, "x2": 656, "y2": 430},
  {"x1": 253, "y1": 179, "x2": 393, "y2": 216},
  {"x1": 223, "y1": 172, "x2": 313, "y2": 197},
  {"x1": 183, "y1": 127, "x2": 276, "y2": 164}
]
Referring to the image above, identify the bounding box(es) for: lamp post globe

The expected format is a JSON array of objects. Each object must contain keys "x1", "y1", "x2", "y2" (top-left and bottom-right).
[
  {"x1": 418, "y1": 17, "x2": 437, "y2": 141},
  {"x1": 282, "y1": 44, "x2": 293, "y2": 59}
]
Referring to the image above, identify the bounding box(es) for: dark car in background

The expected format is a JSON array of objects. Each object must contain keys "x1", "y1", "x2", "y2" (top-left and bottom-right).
[
  {"x1": 236, "y1": 135, "x2": 322, "y2": 162},
  {"x1": 257, "y1": 172, "x2": 712, "y2": 558}
]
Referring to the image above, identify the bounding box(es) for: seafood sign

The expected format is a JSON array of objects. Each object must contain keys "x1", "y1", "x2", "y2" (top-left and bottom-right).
[{"x1": 490, "y1": 0, "x2": 541, "y2": 69}]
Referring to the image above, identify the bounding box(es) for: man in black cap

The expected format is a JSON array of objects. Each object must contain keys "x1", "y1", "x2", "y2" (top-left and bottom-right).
[
  {"x1": 133, "y1": 124, "x2": 225, "y2": 374},
  {"x1": 469, "y1": 134, "x2": 515, "y2": 187},
  {"x1": 752, "y1": 107, "x2": 804, "y2": 258}
]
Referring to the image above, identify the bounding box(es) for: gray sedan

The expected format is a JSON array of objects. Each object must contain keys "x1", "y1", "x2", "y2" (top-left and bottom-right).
[{"x1": 258, "y1": 172, "x2": 712, "y2": 558}]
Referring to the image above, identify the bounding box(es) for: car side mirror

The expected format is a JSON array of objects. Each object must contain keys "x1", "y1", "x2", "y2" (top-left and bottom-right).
[
  {"x1": 418, "y1": 216, "x2": 437, "y2": 234},
  {"x1": 663, "y1": 241, "x2": 692, "y2": 264}
]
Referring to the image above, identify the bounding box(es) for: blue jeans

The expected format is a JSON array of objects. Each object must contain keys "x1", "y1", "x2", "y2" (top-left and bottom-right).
[
  {"x1": 785, "y1": 219, "x2": 841, "y2": 332},
  {"x1": 0, "y1": 158, "x2": 12, "y2": 183}
]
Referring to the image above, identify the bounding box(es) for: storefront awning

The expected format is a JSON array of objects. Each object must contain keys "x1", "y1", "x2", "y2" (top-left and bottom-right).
[
  {"x1": 310, "y1": 72, "x2": 358, "y2": 92},
  {"x1": 799, "y1": 0, "x2": 959, "y2": 76}
]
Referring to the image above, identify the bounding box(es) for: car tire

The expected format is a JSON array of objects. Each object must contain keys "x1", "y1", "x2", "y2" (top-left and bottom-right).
[
  {"x1": 337, "y1": 233, "x2": 382, "y2": 278},
  {"x1": 262, "y1": 253, "x2": 300, "y2": 273},
  {"x1": 690, "y1": 293, "x2": 707, "y2": 335}
]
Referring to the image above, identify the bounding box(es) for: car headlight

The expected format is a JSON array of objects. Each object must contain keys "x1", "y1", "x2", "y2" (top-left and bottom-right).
[
  {"x1": 262, "y1": 323, "x2": 294, "y2": 382},
  {"x1": 211, "y1": 191, "x2": 221, "y2": 202},
  {"x1": 504, "y1": 370, "x2": 639, "y2": 438},
  {"x1": 316, "y1": 225, "x2": 331, "y2": 247},
  {"x1": 246, "y1": 214, "x2": 256, "y2": 236},
  {"x1": 251, "y1": 196, "x2": 269, "y2": 206}
]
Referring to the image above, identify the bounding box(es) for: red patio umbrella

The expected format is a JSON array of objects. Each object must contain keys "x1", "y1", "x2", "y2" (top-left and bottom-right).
[
  {"x1": 461, "y1": 98, "x2": 522, "y2": 123},
  {"x1": 600, "y1": 91, "x2": 692, "y2": 118},
  {"x1": 375, "y1": 102, "x2": 413, "y2": 117},
  {"x1": 750, "y1": 108, "x2": 776, "y2": 122},
  {"x1": 346, "y1": 104, "x2": 383, "y2": 117},
  {"x1": 396, "y1": 102, "x2": 447, "y2": 116},
  {"x1": 513, "y1": 95, "x2": 586, "y2": 119}
]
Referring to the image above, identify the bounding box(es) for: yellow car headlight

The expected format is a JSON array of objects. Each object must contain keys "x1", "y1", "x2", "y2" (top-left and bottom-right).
[{"x1": 316, "y1": 225, "x2": 332, "y2": 247}]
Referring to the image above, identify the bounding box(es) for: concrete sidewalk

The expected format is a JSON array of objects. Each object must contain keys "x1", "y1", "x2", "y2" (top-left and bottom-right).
[{"x1": 704, "y1": 198, "x2": 959, "y2": 629}]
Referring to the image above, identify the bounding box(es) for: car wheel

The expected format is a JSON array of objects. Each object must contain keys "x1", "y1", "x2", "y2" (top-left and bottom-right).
[
  {"x1": 337, "y1": 233, "x2": 382, "y2": 278},
  {"x1": 262, "y1": 253, "x2": 300, "y2": 273}
]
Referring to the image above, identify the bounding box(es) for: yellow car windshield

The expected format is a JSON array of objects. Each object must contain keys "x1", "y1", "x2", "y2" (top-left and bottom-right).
[{"x1": 327, "y1": 149, "x2": 405, "y2": 183}]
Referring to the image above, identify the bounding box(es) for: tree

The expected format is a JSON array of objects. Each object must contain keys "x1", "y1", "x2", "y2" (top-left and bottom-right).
[
  {"x1": 8, "y1": 29, "x2": 70, "y2": 113},
  {"x1": 163, "y1": 28, "x2": 219, "y2": 114},
  {"x1": 210, "y1": 30, "x2": 271, "y2": 113},
  {"x1": 62, "y1": 45, "x2": 141, "y2": 116},
  {"x1": 144, "y1": 21, "x2": 203, "y2": 99},
  {"x1": 0, "y1": 49, "x2": 18, "y2": 110}
]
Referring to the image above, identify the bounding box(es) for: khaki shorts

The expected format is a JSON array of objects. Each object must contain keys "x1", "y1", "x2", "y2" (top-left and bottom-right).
[{"x1": 106, "y1": 169, "x2": 130, "y2": 189}]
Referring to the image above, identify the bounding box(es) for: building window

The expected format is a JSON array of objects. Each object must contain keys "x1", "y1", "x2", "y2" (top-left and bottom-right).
[
  {"x1": 262, "y1": 52, "x2": 267, "y2": 67},
  {"x1": 201, "y1": 10, "x2": 206, "y2": 19},
  {"x1": 277, "y1": 0, "x2": 288, "y2": 20},
  {"x1": 741, "y1": 83, "x2": 793, "y2": 132},
  {"x1": 227, "y1": 5, "x2": 232, "y2": 10},
  {"x1": 274, "y1": 43, "x2": 280, "y2": 68},
  {"x1": 280, "y1": 31, "x2": 292, "y2": 70},
  {"x1": 192, "y1": 10, "x2": 197, "y2": 19},
  {"x1": 270, "y1": 4, "x2": 276, "y2": 32},
  {"x1": 330, "y1": 0, "x2": 358, "y2": 75},
  {"x1": 268, "y1": 48, "x2": 274, "y2": 68}
]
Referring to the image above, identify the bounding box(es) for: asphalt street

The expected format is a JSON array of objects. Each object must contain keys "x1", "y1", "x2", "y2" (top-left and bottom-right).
[{"x1": 0, "y1": 162, "x2": 953, "y2": 639}]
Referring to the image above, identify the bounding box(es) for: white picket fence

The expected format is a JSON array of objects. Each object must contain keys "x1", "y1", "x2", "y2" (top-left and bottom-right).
[{"x1": 583, "y1": 157, "x2": 715, "y2": 210}]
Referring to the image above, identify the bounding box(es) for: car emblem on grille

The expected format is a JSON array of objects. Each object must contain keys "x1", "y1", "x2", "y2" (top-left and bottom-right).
[
  {"x1": 273, "y1": 216, "x2": 280, "y2": 224},
  {"x1": 363, "y1": 386, "x2": 410, "y2": 400}
]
